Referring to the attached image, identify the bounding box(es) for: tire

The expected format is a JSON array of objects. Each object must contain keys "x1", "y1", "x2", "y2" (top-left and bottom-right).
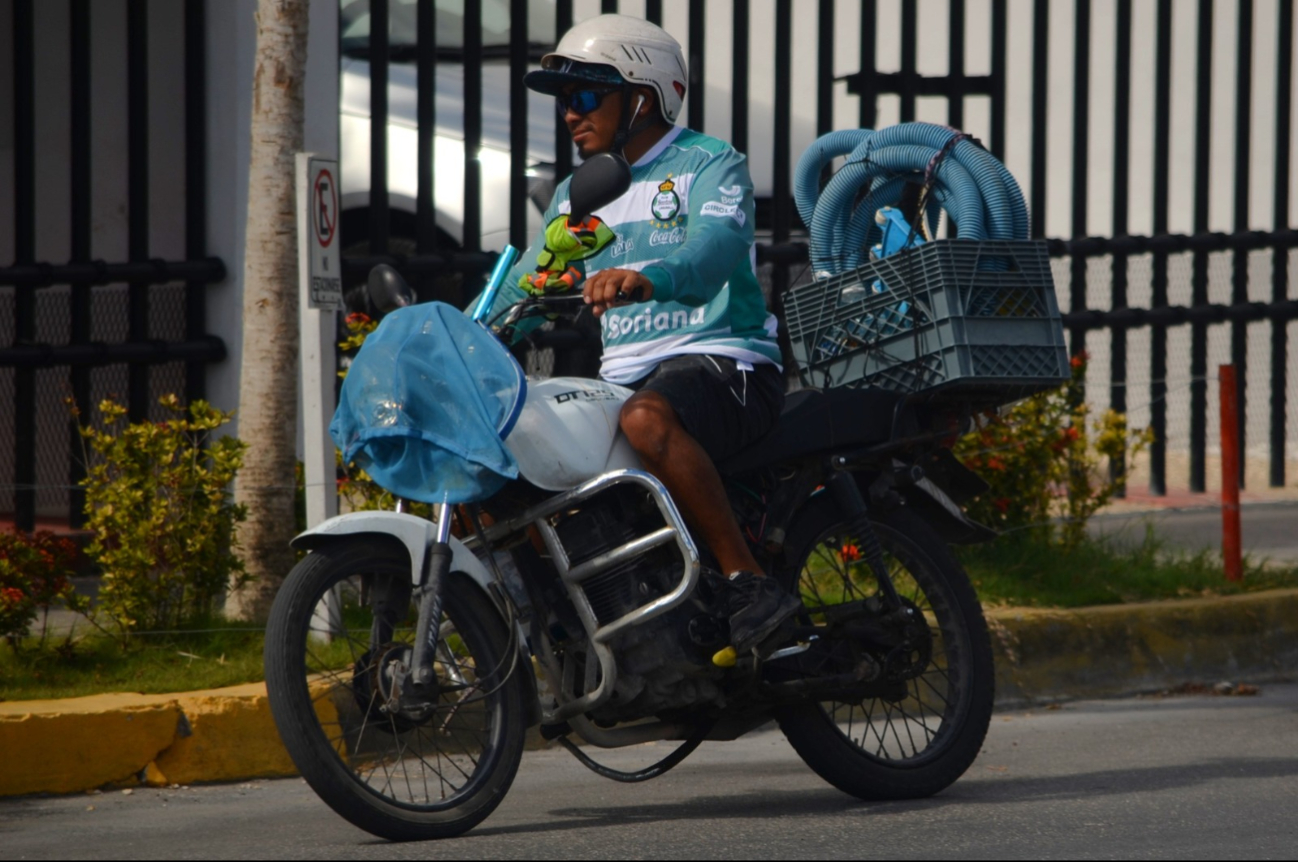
[
  {"x1": 264, "y1": 537, "x2": 527, "y2": 841},
  {"x1": 775, "y1": 499, "x2": 994, "y2": 800}
]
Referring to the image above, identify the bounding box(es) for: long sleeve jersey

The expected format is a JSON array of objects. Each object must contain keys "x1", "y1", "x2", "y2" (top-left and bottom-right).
[{"x1": 487, "y1": 126, "x2": 783, "y2": 385}]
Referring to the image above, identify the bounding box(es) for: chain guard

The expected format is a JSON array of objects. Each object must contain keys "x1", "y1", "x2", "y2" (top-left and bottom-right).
[{"x1": 761, "y1": 596, "x2": 935, "y2": 704}]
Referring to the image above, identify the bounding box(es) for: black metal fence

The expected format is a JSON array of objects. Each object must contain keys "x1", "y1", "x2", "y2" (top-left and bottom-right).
[
  {"x1": 6, "y1": 0, "x2": 1298, "y2": 530},
  {"x1": 1, "y1": 0, "x2": 221, "y2": 530},
  {"x1": 348, "y1": 0, "x2": 1298, "y2": 497}
]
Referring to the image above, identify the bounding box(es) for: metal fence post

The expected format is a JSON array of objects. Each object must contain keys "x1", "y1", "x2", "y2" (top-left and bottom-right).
[{"x1": 1220, "y1": 364, "x2": 1243, "y2": 582}]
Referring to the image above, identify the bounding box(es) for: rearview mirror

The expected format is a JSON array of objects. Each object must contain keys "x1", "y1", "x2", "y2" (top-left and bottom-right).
[
  {"x1": 568, "y1": 152, "x2": 633, "y2": 223},
  {"x1": 367, "y1": 264, "x2": 415, "y2": 314}
]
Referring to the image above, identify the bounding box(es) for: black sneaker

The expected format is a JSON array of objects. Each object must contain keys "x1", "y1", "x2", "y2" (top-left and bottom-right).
[{"x1": 726, "y1": 571, "x2": 802, "y2": 655}]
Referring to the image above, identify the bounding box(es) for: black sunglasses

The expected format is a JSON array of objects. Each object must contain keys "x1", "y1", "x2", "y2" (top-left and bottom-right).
[{"x1": 555, "y1": 89, "x2": 620, "y2": 118}]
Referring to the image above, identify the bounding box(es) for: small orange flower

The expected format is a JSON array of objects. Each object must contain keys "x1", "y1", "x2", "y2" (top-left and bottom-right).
[{"x1": 840, "y1": 543, "x2": 862, "y2": 562}]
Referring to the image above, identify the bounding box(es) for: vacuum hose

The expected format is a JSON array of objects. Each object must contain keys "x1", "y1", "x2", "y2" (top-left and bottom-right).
[{"x1": 794, "y1": 122, "x2": 1030, "y2": 275}]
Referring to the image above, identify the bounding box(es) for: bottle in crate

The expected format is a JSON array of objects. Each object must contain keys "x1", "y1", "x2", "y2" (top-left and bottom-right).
[{"x1": 813, "y1": 324, "x2": 851, "y2": 362}]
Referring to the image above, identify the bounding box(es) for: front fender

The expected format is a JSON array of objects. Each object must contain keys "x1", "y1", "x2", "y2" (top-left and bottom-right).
[
  {"x1": 291, "y1": 511, "x2": 497, "y2": 598},
  {"x1": 292, "y1": 511, "x2": 543, "y2": 727}
]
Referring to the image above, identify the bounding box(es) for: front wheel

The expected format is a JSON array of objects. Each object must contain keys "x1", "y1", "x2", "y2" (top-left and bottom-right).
[
  {"x1": 263, "y1": 537, "x2": 528, "y2": 841},
  {"x1": 775, "y1": 500, "x2": 994, "y2": 800}
]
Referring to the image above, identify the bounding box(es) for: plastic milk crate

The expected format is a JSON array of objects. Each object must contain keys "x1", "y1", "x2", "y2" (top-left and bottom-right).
[{"x1": 783, "y1": 240, "x2": 1069, "y2": 407}]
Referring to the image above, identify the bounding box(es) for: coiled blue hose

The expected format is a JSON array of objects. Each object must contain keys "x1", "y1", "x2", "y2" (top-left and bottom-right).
[
  {"x1": 793, "y1": 128, "x2": 873, "y2": 233},
  {"x1": 794, "y1": 122, "x2": 1030, "y2": 275}
]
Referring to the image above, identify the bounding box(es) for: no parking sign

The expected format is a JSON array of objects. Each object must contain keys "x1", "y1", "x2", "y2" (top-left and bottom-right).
[
  {"x1": 298, "y1": 154, "x2": 342, "y2": 311},
  {"x1": 296, "y1": 152, "x2": 341, "y2": 537}
]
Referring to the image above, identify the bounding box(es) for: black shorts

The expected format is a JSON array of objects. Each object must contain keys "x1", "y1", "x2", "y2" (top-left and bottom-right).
[{"x1": 630, "y1": 355, "x2": 785, "y2": 462}]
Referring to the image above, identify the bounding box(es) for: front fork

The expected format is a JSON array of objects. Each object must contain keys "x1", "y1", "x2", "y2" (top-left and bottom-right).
[
  {"x1": 408, "y1": 503, "x2": 456, "y2": 695},
  {"x1": 366, "y1": 503, "x2": 456, "y2": 701}
]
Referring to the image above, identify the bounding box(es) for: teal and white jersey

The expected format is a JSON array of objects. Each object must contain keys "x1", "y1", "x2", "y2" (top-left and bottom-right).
[{"x1": 491, "y1": 126, "x2": 783, "y2": 385}]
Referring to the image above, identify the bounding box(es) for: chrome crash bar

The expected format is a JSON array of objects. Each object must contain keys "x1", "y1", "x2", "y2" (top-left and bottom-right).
[{"x1": 476, "y1": 469, "x2": 700, "y2": 724}]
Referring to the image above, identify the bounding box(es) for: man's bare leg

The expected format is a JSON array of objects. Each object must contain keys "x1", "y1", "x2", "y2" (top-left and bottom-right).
[{"x1": 618, "y1": 390, "x2": 763, "y2": 576}]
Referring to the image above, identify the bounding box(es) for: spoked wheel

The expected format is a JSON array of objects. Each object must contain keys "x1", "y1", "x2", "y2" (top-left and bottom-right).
[
  {"x1": 775, "y1": 500, "x2": 994, "y2": 800},
  {"x1": 264, "y1": 538, "x2": 527, "y2": 841}
]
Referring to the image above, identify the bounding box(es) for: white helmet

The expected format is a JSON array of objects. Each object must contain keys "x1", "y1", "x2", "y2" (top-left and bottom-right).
[{"x1": 524, "y1": 14, "x2": 687, "y2": 124}]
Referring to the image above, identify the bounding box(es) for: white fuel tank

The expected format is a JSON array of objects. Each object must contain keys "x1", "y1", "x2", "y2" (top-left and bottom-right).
[{"x1": 504, "y1": 377, "x2": 642, "y2": 490}]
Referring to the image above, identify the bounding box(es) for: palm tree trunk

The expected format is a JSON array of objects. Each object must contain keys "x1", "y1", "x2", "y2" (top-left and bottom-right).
[{"x1": 226, "y1": 0, "x2": 311, "y2": 622}]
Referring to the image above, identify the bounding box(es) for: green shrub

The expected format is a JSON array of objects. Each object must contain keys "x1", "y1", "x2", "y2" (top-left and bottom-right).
[
  {"x1": 954, "y1": 352, "x2": 1154, "y2": 548},
  {"x1": 0, "y1": 528, "x2": 83, "y2": 648},
  {"x1": 78, "y1": 395, "x2": 250, "y2": 636}
]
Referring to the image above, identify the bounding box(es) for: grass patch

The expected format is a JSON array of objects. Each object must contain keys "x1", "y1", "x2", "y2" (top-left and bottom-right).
[
  {"x1": 0, "y1": 623, "x2": 266, "y2": 702},
  {"x1": 6, "y1": 525, "x2": 1298, "y2": 702},
  {"x1": 959, "y1": 525, "x2": 1298, "y2": 609}
]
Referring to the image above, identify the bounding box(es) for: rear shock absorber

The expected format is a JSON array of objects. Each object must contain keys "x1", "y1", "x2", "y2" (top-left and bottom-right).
[{"x1": 824, "y1": 471, "x2": 903, "y2": 611}]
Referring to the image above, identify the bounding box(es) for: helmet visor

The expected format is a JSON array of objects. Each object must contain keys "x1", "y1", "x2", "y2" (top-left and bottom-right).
[{"x1": 524, "y1": 58, "x2": 626, "y2": 96}]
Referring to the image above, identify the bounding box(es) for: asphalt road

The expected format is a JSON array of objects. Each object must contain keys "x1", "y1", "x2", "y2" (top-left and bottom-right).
[
  {"x1": 1088, "y1": 500, "x2": 1298, "y2": 565},
  {"x1": 4, "y1": 684, "x2": 1297, "y2": 860}
]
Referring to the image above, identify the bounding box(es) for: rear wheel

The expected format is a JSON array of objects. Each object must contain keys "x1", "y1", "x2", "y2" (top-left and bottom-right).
[
  {"x1": 264, "y1": 538, "x2": 527, "y2": 840},
  {"x1": 776, "y1": 500, "x2": 994, "y2": 800}
]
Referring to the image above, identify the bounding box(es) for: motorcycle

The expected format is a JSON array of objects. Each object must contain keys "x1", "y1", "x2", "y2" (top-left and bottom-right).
[{"x1": 263, "y1": 153, "x2": 999, "y2": 841}]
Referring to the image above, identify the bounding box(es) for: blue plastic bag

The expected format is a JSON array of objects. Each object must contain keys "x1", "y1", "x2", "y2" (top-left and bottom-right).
[{"x1": 330, "y1": 302, "x2": 526, "y2": 504}]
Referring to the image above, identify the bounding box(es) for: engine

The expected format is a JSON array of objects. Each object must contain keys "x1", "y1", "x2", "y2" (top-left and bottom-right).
[{"x1": 551, "y1": 488, "x2": 728, "y2": 723}]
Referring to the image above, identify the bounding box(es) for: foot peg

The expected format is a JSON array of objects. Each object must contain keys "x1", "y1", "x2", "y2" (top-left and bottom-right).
[{"x1": 711, "y1": 617, "x2": 799, "y2": 667}]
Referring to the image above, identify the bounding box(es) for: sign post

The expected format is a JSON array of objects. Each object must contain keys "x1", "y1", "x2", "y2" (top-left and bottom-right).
[
  {"x1": 299, "y1": 153, "x2": 343, "y2": 638},
  {"x1": 297, "y1": 153, "x2": 341, "y2": 529}
]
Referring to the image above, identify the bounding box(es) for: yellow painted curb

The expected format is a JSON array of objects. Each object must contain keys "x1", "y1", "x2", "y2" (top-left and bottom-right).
[
  {"x1": 986, "y1": 588, "x2": 1298, "y2": 703},
  {"x1": 0, "y1": 695, "x2": 183, "y2": 796},
  {"x1": 148, "y1": 683, "x2": 300, "y2": 787}
]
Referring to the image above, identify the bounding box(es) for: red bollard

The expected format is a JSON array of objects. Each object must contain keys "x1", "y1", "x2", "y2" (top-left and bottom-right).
[{"x1": 1219, "y1": 364, "x2": 1243, "y2": 582}]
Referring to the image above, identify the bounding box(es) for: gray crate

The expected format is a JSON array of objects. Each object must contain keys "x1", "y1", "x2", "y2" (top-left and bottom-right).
[{"x1": 784, "y1": 240, "x2": 1069, "y2": 405}]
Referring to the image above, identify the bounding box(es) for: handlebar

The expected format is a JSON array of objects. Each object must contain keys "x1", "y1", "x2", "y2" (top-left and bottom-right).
[
  {"x1": 493, "y1": 291, "x2": 592, "y2": 344},
  {"x1": 535, "y1": 294, "x2": 588, "y2": 307}
]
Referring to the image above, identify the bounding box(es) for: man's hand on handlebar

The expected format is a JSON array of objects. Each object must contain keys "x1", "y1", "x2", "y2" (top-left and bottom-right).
[{"x1": 583, "y1": 269, "x2": 655, "y2": 317}]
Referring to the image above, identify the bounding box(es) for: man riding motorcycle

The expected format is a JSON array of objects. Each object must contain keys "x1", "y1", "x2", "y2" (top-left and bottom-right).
[{"x1": 480, "y1": 13, "x2": 799, "y2": 656}]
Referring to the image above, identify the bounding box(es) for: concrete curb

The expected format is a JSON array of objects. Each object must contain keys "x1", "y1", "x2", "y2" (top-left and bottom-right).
[
  {"x1": 0, "y1": 684, "x2": 300, "y2": 797},
  {"x1": 3, "y1": 590, "x2": 1296, "y2": 798},
  {"x1": 988, "y1": 588, "x2": 1298, "y2": 705}
]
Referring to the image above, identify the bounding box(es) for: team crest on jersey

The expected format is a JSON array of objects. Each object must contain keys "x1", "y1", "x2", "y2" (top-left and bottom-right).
[{"x1": 650, "y1": 175, "x2": 682, "y2": 227}]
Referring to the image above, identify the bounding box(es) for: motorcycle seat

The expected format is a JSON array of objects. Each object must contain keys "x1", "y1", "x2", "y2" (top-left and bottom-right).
[{"x1": 716, "y1": 386, "x2": 905, "y2": 476}]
